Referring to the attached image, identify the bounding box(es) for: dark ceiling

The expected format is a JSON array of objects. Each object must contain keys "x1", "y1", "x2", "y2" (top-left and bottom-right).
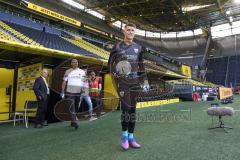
[
  {"x1": 0, "y1": 49, "x2": 64, "y2": 68},
  {"x1": 77, "y1": 0, "x2": 239, "y2": 32}
]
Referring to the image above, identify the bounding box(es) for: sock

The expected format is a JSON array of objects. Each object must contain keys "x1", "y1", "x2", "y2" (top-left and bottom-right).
[
  {"x1": 128, "y1": 133, "x2": 134, "y2": 140},
  {"x1": 122, "y1": 131, "x2": 128, "y2": 137}
]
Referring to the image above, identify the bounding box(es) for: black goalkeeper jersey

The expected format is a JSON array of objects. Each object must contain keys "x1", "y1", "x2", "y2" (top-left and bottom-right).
[
  {"x1": 108, "y1": 41, "x2": 148, "y2": 107},
  {"x1": 108, "y1": 41, "x2": 146, "y2": 79}
]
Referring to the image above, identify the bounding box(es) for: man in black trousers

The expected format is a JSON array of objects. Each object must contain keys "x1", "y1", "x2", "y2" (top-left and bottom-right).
[{"x1": 33, "y1": 69, "x2": 49, "y2": 128}]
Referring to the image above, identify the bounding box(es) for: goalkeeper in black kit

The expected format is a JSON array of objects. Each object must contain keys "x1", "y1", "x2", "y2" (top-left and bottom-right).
[{"x1": 108, "y1": 23, "x2": 149, "y2": 150}]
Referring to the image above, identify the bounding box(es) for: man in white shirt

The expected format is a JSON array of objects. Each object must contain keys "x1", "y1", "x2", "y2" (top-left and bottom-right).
[{"x1": 61, "y1": 58, "x2": 86, "y2": 129}]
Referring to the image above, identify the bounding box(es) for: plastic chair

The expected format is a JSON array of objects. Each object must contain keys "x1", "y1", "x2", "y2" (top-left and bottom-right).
[{"x1": 13, "y1": 101, "x2": 38, "y2": 128}]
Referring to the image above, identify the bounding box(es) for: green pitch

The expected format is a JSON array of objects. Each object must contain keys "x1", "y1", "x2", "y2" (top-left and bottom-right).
[{"x1": 1, "y1": 96, "x2": 240, "y2": 160}]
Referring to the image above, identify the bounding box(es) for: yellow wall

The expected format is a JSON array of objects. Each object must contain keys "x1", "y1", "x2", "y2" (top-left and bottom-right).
[
  {"x1": 16, "y1": 63, "x2": 42, "y2": 112},
  {"x1": 103, "y1": 74, "x2": 119, "y2": 110},
  {"x1": 218, "y1": 87, "x2": 233, "y2": 100},
  {"x1": 0, "y1": 68, "x2": 14, "y2": 88},
  {"x1": 181, "y1": 64, "x2": 191, "y2": 78},
  {"x1": 0, "y1": 68, "x2": 14, "y2": 120}
]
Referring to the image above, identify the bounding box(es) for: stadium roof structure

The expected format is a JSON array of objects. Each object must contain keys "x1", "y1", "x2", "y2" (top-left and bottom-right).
[{"x1": 77, "y1": 0, "x2": 239, "y2": 32}]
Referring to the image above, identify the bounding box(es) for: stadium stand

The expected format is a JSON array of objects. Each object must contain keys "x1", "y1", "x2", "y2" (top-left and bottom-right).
[
  {"x1": 226, "y1": 55, "x2": 240, "y2": 87},
  {"x1": 206, "y1": 57, "x2": 228, "y2": 86},
  {"x1": 0, "y1": 5, "x2": 185, "y2": 70},
  {"x1": 0, "y1": 28, "x2": 19, "y2": 42},
  {"x1": 144, "y1": 60, "x2": 186, "y2": 78},
  {"x1": 0, "y1": 20, "x2": 41, "y2": 46},
  {"x1": 168, "y1": 79, "x2": 217, "y2": 87},
  {"x1": 0, "y1": 10, "x2": 110, "y2": 59},
  {"x1": 4, "y1": 21, "x2": 102, "y2": 58},
  {"x1": 0, "y1": 10, "x2": 61, "y2": 35},
  {"x1": 0, "y1": 9, "x2": 107, "y2": 47},
  {"x1": 63, "y1": 35, "x2": 109, "y2": 59},
  {"x1": 205, "y1": 56, "x2": 240, "y2": 87}
]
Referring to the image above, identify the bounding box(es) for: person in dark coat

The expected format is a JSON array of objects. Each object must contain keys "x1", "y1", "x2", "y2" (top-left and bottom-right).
[{"x1": 33, "y1": 69, "x2": 49, "y2": 128}]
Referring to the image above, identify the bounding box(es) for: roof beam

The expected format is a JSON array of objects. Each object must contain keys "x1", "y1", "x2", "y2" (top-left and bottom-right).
[
  {"x1": 170, "y1": 0, "x2": 196, "y2": 30},
  {"x1": 216, "y1": 0, "x2": 231, "y2": 24},
  {"x1": 84, "y1": 0, "x2": 148, "y2": 10}
]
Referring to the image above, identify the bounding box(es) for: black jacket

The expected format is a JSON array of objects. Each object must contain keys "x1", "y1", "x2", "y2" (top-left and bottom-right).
[{"x1": 33, "y1": 76, "x2": 48, "y2": 101}]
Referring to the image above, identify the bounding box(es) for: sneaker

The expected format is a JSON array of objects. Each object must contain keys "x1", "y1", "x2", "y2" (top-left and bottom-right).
[
  {"x1": 70, "y1": 122, "x2": 79, "y2": 130},
  {"x1": 121, "y1": 136, "x2": 129, "y2": 150},
  {"x1": 34, "y1": 124, "x2": 43, "y2": 128},
  {"x1": 89, "y1": 117, "x2": 97, "y2": 122},
  {"x1": 42, "y1": 121, "x2": 48, "y2": 127},
  {"x1": 129, "y1": 138, "x2": 141, "y2": 149}
]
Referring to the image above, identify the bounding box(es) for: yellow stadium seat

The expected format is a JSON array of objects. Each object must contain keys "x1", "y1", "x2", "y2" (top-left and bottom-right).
[
  {"x1": 0, "y1": 21, "x2": 38, "y2": 45},
  {"x1": 27, "y1": 39, "x2": 33, "y2": 44},
  {"x1": 61, "y1": 35, "x2": 110, "y2": 59}
]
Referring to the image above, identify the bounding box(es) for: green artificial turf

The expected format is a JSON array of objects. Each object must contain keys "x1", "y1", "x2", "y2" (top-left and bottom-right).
[{"x1": 1, "y1": 96, "x2": 240, "y2": 160}]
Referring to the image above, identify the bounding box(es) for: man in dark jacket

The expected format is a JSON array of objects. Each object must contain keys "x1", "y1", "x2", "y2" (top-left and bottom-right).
[{"x1": 33, "y1": 69, "x2": 49, "y2": 128}]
